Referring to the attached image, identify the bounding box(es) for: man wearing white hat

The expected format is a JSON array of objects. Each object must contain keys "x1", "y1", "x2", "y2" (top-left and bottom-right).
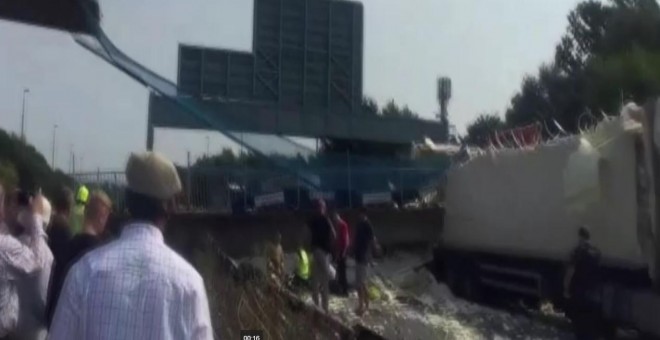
[{"x1": 49, "y1": 152, "x2": 213, "y2": 340}]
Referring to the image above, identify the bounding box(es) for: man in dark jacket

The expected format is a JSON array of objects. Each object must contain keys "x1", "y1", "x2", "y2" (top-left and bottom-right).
[
  {"x1": 46, "y1": 190, "x2": 111, "y2": 327},
  {"x1": 354, "y1": 208, "x2": 378, "y2": 316},
  {"x1": 47, "y1": 187, "x2": 74, "y2": 268},
  {"x1": 307, "y1": 199, "x2": 336, "y2": 312},
  {"x1": 564, "y1": 226, "x2": 601, "y2": 340}
]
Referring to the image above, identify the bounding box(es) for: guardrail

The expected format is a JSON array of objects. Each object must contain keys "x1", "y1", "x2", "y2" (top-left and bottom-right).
[{"x1": 72, "y1": 166, "x2": 445, "y2": 213}]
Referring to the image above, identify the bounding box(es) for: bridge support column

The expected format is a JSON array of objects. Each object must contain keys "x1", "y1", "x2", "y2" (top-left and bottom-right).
[{"x1": 146, "y1": 98, "x2": 155, "y2": 151}]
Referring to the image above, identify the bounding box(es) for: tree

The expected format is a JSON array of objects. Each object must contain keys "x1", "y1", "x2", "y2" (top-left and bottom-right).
[
  {"x1": 195, "y1": 148, "x2": 237, "y2": 167},
  {"x1": 506, "y1": 0, "x2": 660, "y2": 134},
  {"x1": 380, "y1": 100, "x2": 398, "y2": 118},
  {"x1": 466, "y1": 114, "x2": 506, "y2": 147},
  {"x1": 0, "y1": 161, "x2": 18, "y2": 191},
  {"x1": 380, "y1": 99, "x2": 419, "y2": 119},
  {"x1": 400, "y1": 105, "x2": 417, "y2": 118},
  {"x1": 194, "y1": 148, "x2": 266, "y2": 168},
  {"x1": 587, "y1": 46, "x2": 660, "y2": 112},
  {"x1": 361, "y1": 96, "x2": 379, "y2": 116},
  {"x1": 0, "y1": 128, "x2": 73, "y2": 197},
  {"x1": 556, "y1": 1, "x2": 610, "y2": 73},
  {"x1": 361, "y1": 96, "x2": 421, "y2": 119}
]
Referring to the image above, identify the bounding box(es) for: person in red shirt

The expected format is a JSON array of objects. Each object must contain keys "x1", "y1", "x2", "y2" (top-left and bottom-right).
[{"x1": 331, "y1": 211, "x2": 350, "y2": 296}]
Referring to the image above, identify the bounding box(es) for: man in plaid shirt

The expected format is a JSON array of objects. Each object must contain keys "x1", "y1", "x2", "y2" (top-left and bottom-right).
[
  {"x1": 0, "y1": 183, "x2": 39, "y2": 339},
  {"x1": 0, "y1": 234, "x2": 38, "y2": 339},
  {"x1": 49, "y1": 152, "x2": 213, "y2": 340}
]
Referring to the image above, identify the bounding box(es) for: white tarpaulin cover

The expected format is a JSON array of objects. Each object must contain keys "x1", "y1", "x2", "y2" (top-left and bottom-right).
[
  {"x1": 444, "y1": 117, "x2": 647, "y2": 268},
  {"x1": 563, "y1": 137, "x2": 601, "y2": 216}
]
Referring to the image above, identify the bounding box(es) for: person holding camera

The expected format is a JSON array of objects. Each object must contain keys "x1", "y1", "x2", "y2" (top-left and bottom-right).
[{"x1": 4, "y1": 189, "x2": 54, "y2": 340}]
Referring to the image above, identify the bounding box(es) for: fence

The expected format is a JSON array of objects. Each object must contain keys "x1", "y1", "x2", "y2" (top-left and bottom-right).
[
  {"x1": 71, "y1": 170, "x2": 128, "y2": 212},
  {"x1": 72, "y1": 164, "x2": 447, "y2": 213}
]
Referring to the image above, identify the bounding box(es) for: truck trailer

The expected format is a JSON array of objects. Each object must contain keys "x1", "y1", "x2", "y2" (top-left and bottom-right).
[{"x1": 438, "y1": 101, "x2": 660, "y2": 335}]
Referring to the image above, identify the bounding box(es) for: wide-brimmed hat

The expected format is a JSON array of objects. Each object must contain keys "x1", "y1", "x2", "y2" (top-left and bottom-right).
[{"x1": 126, "y1": 152, "x2": 182, "y2": 200}]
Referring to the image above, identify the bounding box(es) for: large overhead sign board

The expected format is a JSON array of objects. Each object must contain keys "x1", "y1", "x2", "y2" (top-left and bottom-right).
[
  {"x1": 178, "y1": 47, "x2": 255, "y2": 101},
  {"x1": 177, "y1": 0, "x2": 364, "y2": 114}
]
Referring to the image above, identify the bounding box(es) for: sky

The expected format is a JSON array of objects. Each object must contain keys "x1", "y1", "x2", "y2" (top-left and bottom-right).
[{"x1": 0, "y1": 0, "x2": 580, "y2": 171}]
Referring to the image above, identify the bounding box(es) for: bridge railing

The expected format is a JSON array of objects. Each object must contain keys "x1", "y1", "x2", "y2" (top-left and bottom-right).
[{"x1": 72, "y1": 166, "x2": 446, "y2": 213}]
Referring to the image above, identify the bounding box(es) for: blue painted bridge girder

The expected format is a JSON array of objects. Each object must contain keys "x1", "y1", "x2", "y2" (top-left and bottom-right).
[{"x1": 149, "y1": 94, "x2": 446, "y2": 145}]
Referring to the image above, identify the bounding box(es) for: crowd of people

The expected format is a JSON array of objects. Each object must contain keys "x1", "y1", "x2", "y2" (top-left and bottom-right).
[
  {"x1": 0, "y1": 151, "x2": 213, "y2": 340},
  {"x1": 0, "y1": 148, "x2": 383, "y2": 339},
  {"x1": 269, "y1": 198, "x2": 380, "y2": 316}
]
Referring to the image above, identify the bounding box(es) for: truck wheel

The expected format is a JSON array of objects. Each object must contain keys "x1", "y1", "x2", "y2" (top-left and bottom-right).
[{"x1": 445, "y1": 261, "x2": 465, "y2": 297}]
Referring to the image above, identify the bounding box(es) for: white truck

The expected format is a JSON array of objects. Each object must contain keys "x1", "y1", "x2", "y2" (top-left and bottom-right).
[{"x1": 438, "y1": 100, "x2": 660, "y2": 335}]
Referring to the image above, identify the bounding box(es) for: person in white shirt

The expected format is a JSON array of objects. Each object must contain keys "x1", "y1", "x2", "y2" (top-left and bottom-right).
[
  {"x1": 0, "y1": 234, "x2": 38, "y2": 339},
  {"x1": 49, "y1": 151, "x2": 213, "y2": 340},
  {"x1": 5, "y1": 191, "x2": 54, "y2": 340},
  {"x1": 0, "y1": 183, "x2": 39, "y2": 339}
]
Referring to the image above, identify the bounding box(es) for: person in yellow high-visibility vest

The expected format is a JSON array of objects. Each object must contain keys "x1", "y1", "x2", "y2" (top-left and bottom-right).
[
  {"x1": 290, "y1": 246, "x2": 310, "y2": 291},
  {"x1": 297, "y1": 248, "x2": 310, "y2": 280},
  {"x1": 70, "y1": 185, "x2": 89, "y2": 235}
]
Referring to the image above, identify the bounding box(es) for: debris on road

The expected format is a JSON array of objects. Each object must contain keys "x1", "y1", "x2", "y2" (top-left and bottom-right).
[{"x1": 243, "y1": 251, "x2": 573, "y2": 340}]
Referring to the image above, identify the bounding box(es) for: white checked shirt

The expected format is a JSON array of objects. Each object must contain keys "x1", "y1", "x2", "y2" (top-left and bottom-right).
[
  {"x1": 0, "y1": 232, "x2": 38, "y2": 337},
  {"x1": 49, "y1": 223, "x2": 213, "y2": 340},
  {"x1": 15, "y1": 213, "x2": 54, "y2": 340}
]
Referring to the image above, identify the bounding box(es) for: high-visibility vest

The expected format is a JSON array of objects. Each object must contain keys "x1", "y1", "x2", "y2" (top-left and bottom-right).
[
  {"x1": 76, "y1": 185, "x2": 89, "y2": 204},
  {"x1": 297, "y1": 249, "x2": 310, "y2": 280}
]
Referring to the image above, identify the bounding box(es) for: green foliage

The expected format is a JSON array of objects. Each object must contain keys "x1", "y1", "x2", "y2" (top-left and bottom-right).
[
  {"x1": 361, "y1": 97, "x2": 379, "y2": 116},
  {"x1": 587, "y1": 46, "x2": 660, "y2": 112},
  {"x1": 194, "y1": 148, "x2": 268, "y2": 168},
  {"x1": 361, "y1": 96, "x2": 420, "y2": 119},
  {"x1": 0, "y1": 128, "x2": 73, "y2": 196},
  {"x1": 381, "y1": 100, "x2": 419, "y2": 119},
  {"x1": 0, "y1": 161, "x2": 18, "y2": 191},
  {"x1": 466, "y1": 114, "x2": 506, "y2": 147},
  {"x1": 331, "y1": 97, "x2": 435, "y2": 154},
  {"x1": 504, "y1": 0, "x2": 660, "y2": 136}
]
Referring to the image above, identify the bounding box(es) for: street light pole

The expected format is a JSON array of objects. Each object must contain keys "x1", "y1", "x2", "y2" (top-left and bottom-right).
[
  {"x1": 69, "y1": 145, "x2": 73, "y2": 174},
  {"x1": 20, "y1": 88, "x2": 29, "y2": 141},
  {"x1": 51, "y1": 124, "x2": 58, "y2": 168}
]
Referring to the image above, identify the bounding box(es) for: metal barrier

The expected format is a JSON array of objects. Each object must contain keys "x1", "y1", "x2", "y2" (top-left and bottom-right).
[
  {"x1": 72, "y1": 165, "x2": 446, "y2": 213},
  {"x1": 71, "y1": 170, "x2": 127, "y2": 212}
]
